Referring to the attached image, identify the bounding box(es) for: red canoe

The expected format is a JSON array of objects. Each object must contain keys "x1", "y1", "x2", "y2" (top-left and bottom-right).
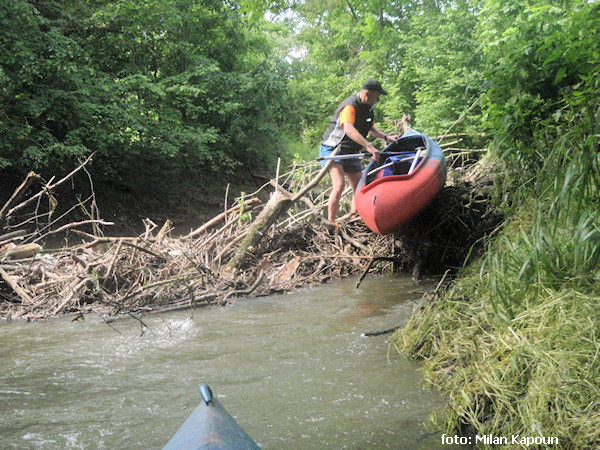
[{"x1": 355, "y1": 129, "x2": 447, "y2": 235}]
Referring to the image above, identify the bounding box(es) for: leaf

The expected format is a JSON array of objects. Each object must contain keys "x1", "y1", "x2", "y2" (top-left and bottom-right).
[
  {"x1": 554, "y1": 66, "x2": 566, "y2": 83},
  {"x1": 273, "y1": 256, "x2": 301, "y2": 282}
]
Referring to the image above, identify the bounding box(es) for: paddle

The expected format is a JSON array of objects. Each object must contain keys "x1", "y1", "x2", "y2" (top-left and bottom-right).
[
  {"x1": 316, "y1": 139, "x2": 410, "y2": 162},
  {"x1": 366, "y1": 155, "x2": 415, "y2": 177},
  {"x1": 365, "y1": 147, "x2": 427, "y2": 177},
  {"x1": 316, "y1": 150, "x2": 414, "y2": 162}
]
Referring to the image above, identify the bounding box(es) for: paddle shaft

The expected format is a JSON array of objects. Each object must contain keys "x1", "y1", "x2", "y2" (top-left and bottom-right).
[
  {"x1": 316, "y1": 139, "x2": 400, "y2": 162},
  {"x1": 316, "y1": 150, "x2": 412, "y2": 162}
]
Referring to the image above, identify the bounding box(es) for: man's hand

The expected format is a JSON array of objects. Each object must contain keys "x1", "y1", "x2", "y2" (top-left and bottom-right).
[
  {"x1": 343, "y1": 121, "x2": 380, "y2": 162},
  {"x1": 366, "y1": 144, "x2": 380, "y2": 162}
]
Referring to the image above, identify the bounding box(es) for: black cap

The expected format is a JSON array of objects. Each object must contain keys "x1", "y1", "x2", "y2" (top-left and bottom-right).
[{"x1": 362, "y1": 78, "x2": 388, "y2": 95}]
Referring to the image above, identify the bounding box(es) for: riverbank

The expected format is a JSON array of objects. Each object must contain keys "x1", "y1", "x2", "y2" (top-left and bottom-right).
[{"x1": 394, "y1": 125, "x2": 600, "y2": 447}]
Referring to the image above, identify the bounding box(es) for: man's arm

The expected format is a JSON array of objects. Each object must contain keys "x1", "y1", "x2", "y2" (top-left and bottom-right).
[
  {"x1": 342, "y1": 122, "x2": 380, "y2": 161},
  {"x1": 369, "y1": 125, "x2": 399, "y2": 144}
]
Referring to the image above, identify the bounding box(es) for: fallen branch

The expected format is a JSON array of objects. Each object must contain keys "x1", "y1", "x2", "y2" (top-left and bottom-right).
[
  {"x1": 0, "y1": 229, "x2": 28, "y2": 245},
  {"x1": 78, "y1": 236, "x2": 166, "y2": 260},
  {"x1": 363, "y1": 326, "x2": 399, "y2": 337},
  {"x1": 438, "y1": 94, "x2": 484, "y2": 144},
  {"x1": 6, "y1": 153, "x2": 95, "y2": 219},
  {"x1": 52, "y1": 278, "x2": 90, "y2": 316},
  {"x1": 0, "y1": 172, "x2": 40, "y2": 229},
  {"x1": 0, "y1": 267, "x2": 33, "y2": 304},
  {"x1": 223, "y1": 271, "x2": 266, "y2": 303},
  {"x1": 355, "y1": 258, "x2": 375, "y2": 289},
  {"x1": 32, "y1": 220, "x2": 114, "y2": 243},
  {"x1": 224, "y1": 148, "x2": 340, "y2": 274},
  {"x1": 186, "y1": 198, "x2": 261, "y2": 238}
]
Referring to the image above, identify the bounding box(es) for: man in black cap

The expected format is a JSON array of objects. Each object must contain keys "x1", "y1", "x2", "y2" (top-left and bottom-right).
[{"x1": 319, "y1": 79, "x2": 398, "y2": 226}]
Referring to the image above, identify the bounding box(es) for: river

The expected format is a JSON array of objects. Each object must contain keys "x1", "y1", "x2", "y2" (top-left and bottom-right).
[{"x1": 1, "y1": 275, "x2": 454, "y2": 449}]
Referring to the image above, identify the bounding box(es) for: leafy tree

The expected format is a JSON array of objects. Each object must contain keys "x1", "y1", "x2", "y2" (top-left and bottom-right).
[
  {"x1": 477, "y1": 0, "x2": 599, "y2": 158},
  {"x1": 0, "y1": 0, "x2": 92, "y2": 173},
  {"x1": 1, "y1": 0, "x2": 297, "y2": 205},
  {"x1": 394, "y1": 0, "x2": 486, "y2": 135}
]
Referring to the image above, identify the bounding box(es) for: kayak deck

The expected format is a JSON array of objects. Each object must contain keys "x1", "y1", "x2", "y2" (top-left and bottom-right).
[{"x1": 164, "y1": 384, "x2": 260, "y2": 449}]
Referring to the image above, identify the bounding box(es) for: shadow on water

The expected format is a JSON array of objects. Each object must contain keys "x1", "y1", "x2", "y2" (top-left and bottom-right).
[{"x1": 0, "y1": 274, "x2": 469, "y2": 449}]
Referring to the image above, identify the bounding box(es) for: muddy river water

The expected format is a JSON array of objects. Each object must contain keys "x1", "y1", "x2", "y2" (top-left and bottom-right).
[{"x1": 1, "y1": 275, "x2": 454, "y2": 449}]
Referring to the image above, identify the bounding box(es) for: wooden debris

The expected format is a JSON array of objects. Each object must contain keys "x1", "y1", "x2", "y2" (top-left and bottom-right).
[
  {"x1": 4, "y1": 243, "x2": 42, "y2": 260},
  {"x1": 0, "y1": 141, "x2": 500, "y2": 321},
  {"x1": 0, "y1": 267, "x2": 33, "y2": 304},
  {"x1": 0, "y1": 155, "x2": 400, "y2": 320},
  {"x1": 0, "y1": 172, "x2": 41, "y2": 229},
  {"x1": 223, "y1": 147, "x2": 340, "y2": 274}
]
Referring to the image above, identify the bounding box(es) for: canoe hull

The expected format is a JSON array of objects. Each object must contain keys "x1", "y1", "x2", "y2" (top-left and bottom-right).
[
  {"x1": 164, "y1": 385, "x2": 259, "y2": 449},
  {"x1": 355, "y1": 130, "x2": 447, "y2": 235}
]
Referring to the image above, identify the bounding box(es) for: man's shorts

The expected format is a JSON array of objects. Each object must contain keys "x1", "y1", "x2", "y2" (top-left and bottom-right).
[{"x1": 318, "y1": 144, "x2": 363, "y2": 173}]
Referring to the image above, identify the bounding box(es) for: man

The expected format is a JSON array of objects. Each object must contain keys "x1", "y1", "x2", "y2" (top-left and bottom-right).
[{"x1": 319, "y1": 79, "x2": 398, "y2": 226}]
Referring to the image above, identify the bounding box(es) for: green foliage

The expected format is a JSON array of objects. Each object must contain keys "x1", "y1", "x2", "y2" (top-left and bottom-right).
[
  {"x1": 397, "y1": 102, "x2": 600, "y2": 442},
  {"x1": 397, "y1": 283, "x2": 600, "y2": 446},
  {"x1": 0, "y1": 0, "x2": 92, "y2": 173},
  {"x1": 391, "y1": 1, "x2": 600, "y2": 443},
  {"x1": 471, "y1": 0, "x2": 600, "y2": 319},
  {"x1": 395, "y1": 0, "x2": 485, "y2": 134},
  {"x1": 2, "y1": 0, "x2": 600, "y2": 444},
  {"x1": 479, "y1": 0, "x2": 599, "y2": 158},
  {"x1": 2, "y1": 0, "x2": 598, "y2": 215},
  {"x1": 481, "y1": 121, "x2": 600, "y2": 318},
  {"x1": 0, "y1": 0, "x2": 296, "y2": 195}
]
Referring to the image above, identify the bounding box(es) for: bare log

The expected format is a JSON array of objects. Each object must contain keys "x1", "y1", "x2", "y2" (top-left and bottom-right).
[
  {"x1": 105, "y1": 239, "x2": 123, "y2": 278},
  {"x1": 223, "y1": 148, "x2": 340, "y2": 274},
  {"x1": 186, "y1": 198, "x2": 261, "y2": 238},
  {"x1": 355, "y1": 258, "x2": 376, "y2": 289},
  {"x1": 4, "y1": 243, "x2": 42, "y2": 260},
  {"x1": 0, "y1": 267, "x2": 34, "y2": 304},
  {"x1": 0, "y1": 229, "x2": 28, "y2": 245},
  {"x1": 223, "y1": 191, "x2": 293, "y2": 274},
  {"x1": 156, "y1": 220, "x2": 173, "y2": 243},
  {"x1": 291, "y1": 147, "x2": 339, "y2": 202},
  {"x1": 51, "y1": 278, "x2": 91, "y2": 315},
  {"x1": 0, "y1": 172, "x2": 41, "y2": 230}
]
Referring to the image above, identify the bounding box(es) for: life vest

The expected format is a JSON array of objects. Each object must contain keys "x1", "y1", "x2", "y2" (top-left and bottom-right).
[{"x1": 321, "y1": 94, "x2": 375, "y2": 154}]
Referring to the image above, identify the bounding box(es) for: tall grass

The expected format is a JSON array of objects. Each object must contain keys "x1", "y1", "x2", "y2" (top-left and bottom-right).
[
  {"x1": 396, "y1": 105, "x2": 600, "y2": 446},
  {"x1": 481, "y1": 113, "x2": 600, "y2": 319}
]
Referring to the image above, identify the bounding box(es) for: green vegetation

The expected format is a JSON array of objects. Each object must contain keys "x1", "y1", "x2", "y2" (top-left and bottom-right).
[
  {"x1": 1, "y1": 0, "x2": 297, "y2": 210},
  {"x1": 2, "y1": 0, "x2": 599, "y2": 445},
  {"x1": 1, "y1": 0, "x2": 488, "y2": 199},
  {"x1": 395, "y1": 0, "x2": 600, "y2": 446}
]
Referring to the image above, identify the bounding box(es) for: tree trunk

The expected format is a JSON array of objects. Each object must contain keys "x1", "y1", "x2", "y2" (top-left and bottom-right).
[
  {"x1": 223, "y1": 147, "x2": 341, "y2": 275},
  {"x1": 223, "y1": 190, "x2": 292, "y2": 275}
]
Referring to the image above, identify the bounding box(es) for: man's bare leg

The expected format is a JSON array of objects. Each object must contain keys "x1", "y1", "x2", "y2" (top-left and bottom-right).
[
  {"x1": 345, "y1": 171, "x2": 362, "y2": 215},
  {"x1": 327, "y1": 163, "x2": 346, "y2": 225}
]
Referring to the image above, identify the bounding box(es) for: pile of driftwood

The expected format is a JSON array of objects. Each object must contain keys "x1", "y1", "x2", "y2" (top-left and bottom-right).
[
  {"x1": 0, "y1": 157, "x2": 396, "y2": 321},
  {"x1": 1, "y1": 127, "x2": 501, "y2": 321}
]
